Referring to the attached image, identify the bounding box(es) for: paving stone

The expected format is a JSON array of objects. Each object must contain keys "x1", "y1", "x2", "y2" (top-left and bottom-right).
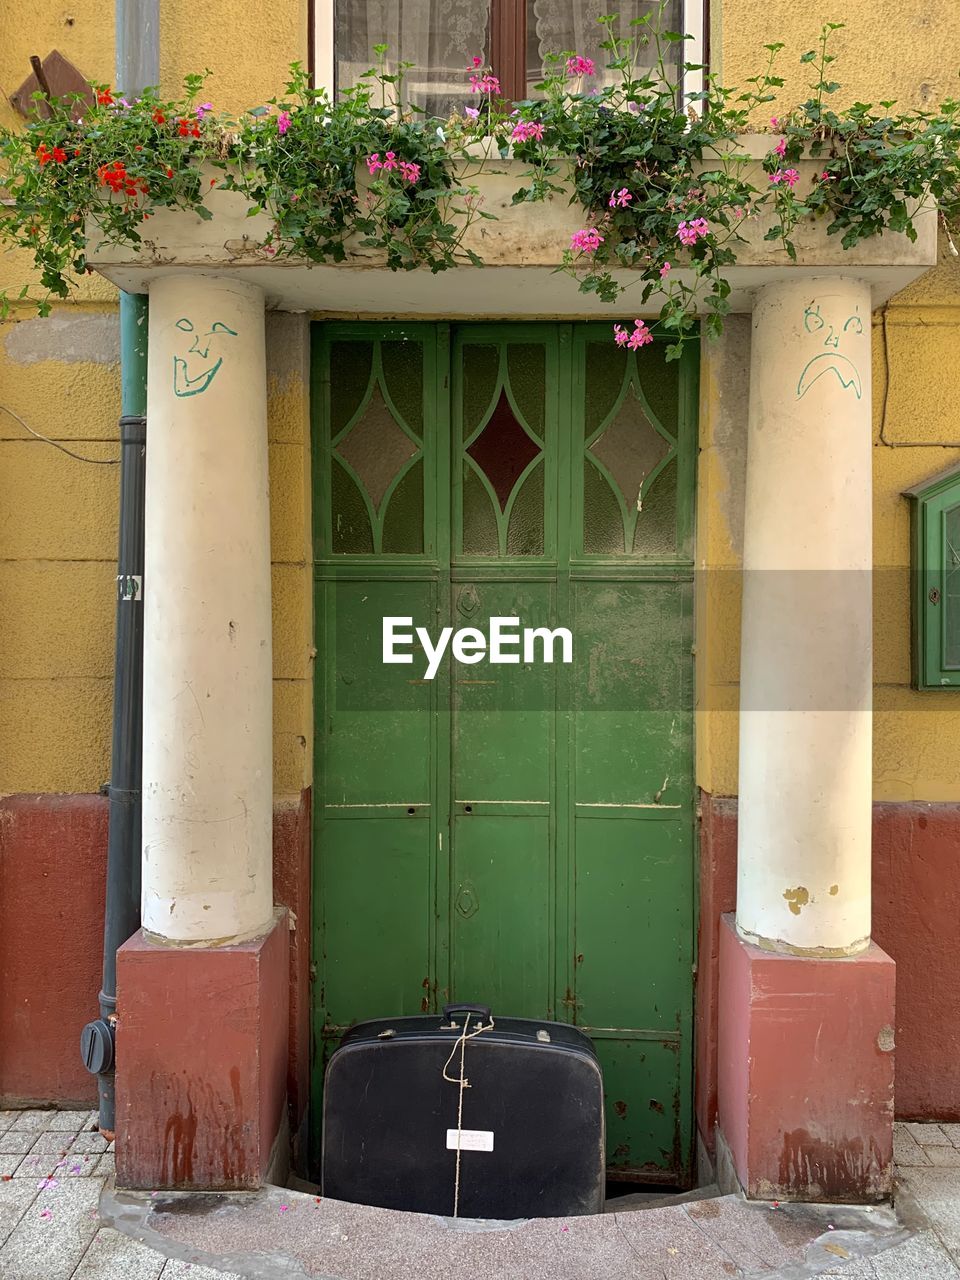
[
  {"x1": 9, "y1": 1112, "x2": 53, "y2": 1133},
  {"x1": 893, "y1": 1124, "x2": 930, "y2": 1167},
  {"x1": 43, "y1": 1111, "x2": 96, "y2": 1134},
  {"x1": 74, "y1": 1227, "x2": 165, "y2": 1280},
  {"x1": 0, "y1": 1175, "x2": 102, "y2": 1279},
  {"x1": 70, "y1": 1131, "x2": 109, "y2": 1155},
  {"x1": 940, "y1": 1125, "x2": 960, "y2": 1149},
  {"x1": 160, "y1": 1262, "x2": 244, "y2": 1279},
  {"x1": 897, "y1": 1167, "x2": 960, "y2": 1257},
  {"x1": 0, "y1": 1153, "x2": 26, "y2": 1177},
  {"x1": 926, "y1": 1147, "x2": 960, "y2": 1168},
  {"x1": 60, "y1": 1153, "x2": 102, "y2": 1178},
  {"x1": 0, "y1": 1179, "x2": 37, "y2": 1249},
  {"x1": 0, "y1": 1112, "x2": 19, "y2": 1135},
  {"x1": 905, "y1": 1123, "x2": 952, "y2": 1147},
  {"x1": 872, "y1": 1230, "x2": 960, "y2": 1278},
  {"x1": 12, "y1": 1154, "x2": 47, "y2": 1177},
  {"x1": 0, "y1": 1132, "x2": 38, "y2": 1156},
  {"x1": 28, "y1": 1132, "x2": 76, "y2": 1156},
  {"x1": 95, "y1": 1152, "x2": 116, "y2": 1177}
]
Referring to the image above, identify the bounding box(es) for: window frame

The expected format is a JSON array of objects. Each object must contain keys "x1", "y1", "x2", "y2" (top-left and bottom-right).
[
  {"x1": 313, "y1": 0, "x2": 706, "y2": 111},
  {"x1": 906, "y1": 463, "x2": 960, "y2": 690}
]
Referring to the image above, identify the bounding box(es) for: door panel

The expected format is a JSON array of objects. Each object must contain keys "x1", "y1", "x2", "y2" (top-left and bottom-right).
[{"x1": 312, "y1": 322, "x2": 697, "y2": 1186}]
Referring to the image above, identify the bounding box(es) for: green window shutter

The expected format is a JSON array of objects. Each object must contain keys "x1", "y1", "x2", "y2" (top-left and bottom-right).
[{"x1": 906, "y1": 464, "x2": 960, "y2": 689}]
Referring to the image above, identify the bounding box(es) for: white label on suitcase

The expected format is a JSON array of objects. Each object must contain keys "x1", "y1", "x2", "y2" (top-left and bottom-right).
[{"x1": 446, "y1": 1128, "x2": 494, "y2": 1152}]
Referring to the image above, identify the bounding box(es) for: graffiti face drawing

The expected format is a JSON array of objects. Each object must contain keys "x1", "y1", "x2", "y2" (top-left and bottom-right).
[
  {"x1": 796, "y1": 304, "x2": 864, "y2": 400},
  {"x1": 173, "y1": 316, "x2": 238, "y2": 397}
]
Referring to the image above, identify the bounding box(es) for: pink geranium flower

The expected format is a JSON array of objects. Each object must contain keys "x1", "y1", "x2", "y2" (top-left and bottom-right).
[
  {"x1": 571, "y1": 227, "x2": 604, "y2": 254},
  {"x1": 399, "y1": 160, "x2": 421, "y2": 184},
  {"x1": 774, "y1": 137, "x2": 786, "y2": 157},
  {"x1": 676, "y1": 218, "x2": 709, "y2": 246},
  {"x1": 614, "y1": 320, "x2": 653, "y2": 349},
  {"x1": 566, "y1": 56, "x2": 596, "y2": 77},
  {"x1": 659, "y1": 262, "x2": 671, "y2": 278},
  {"x1": 469, "y1": 73, "x2": 501, "y2": 94},
  {"x1": 608, "y1": 187, "x2": 632, "y2": 208},
  {"x1": 511, "y1": 120, "x2": 544, "y2": 143},
  {"x1": 277, "y1": 111, "x2": 291, "y2": 135}
]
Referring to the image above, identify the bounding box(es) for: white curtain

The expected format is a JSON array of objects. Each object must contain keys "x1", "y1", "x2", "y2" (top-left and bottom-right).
[
  {"x1": 530, "y1": 0, "x2": 681, "y2": 92},
  {"x1": 336, "y1": 0, "x2": 492, "y2": 115}
]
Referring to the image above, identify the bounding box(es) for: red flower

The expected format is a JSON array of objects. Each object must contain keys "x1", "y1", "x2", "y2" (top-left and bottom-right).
[
  {"x1": 36, "y1": 144, "x2": 52, "y2": 166},
  {"x1": 166, "y1": 167, "x2": 173, "y2": 177},
  {"x1": 96, "y1": 89, "x2": 114, "y2": 106},
  {"x1": 73, "y1": 148, "x2": 81, "y2": 157},
  {"x1": 52, "y1": 147, "x2": 66, "y2": 164},
  {"x1": 152, "y1": 109, "x2": 166, "y2": 124},
  {"x1": 177, "y1": 117, "x2": 189, "y2": 136}
]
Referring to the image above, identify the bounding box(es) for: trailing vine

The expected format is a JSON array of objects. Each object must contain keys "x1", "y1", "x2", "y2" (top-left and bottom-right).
[{"x1": 2, "y1": 9, "x2": 959, "y2": 358}]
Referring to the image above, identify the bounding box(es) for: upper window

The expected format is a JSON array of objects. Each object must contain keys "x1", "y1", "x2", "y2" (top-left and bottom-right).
[
  {"x1": 316, "y1": 1, "x2": 702, "y2": 116},
  {"x1": 905, "y1": 464, "x2": 960, "y2": 690}
]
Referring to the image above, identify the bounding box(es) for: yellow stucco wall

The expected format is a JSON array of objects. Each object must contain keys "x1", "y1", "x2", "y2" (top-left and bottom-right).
[
  {"x1": 3, "y1": 0, "x2": 960, "y2": 804},
  {"x1": 0, "y1": 1, "x2": 310, "y2": 798}
]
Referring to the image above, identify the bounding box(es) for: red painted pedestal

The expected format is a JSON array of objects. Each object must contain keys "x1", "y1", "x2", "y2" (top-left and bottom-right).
[
  {"x1": 114, "y1": 911, "x2": 289, "y2": 1190},
  {"x1": 717, "y1": 913, "x2": 895, "y2": 1202}
]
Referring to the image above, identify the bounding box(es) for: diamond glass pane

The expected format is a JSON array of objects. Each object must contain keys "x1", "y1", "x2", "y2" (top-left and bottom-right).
[
  {"x1": 589, "y1": 386, "x2": 671, "y2": 513},
  {"x1": 335, "y1": 385, "x2": 418, "y2": 512},
  {"x1": 467, "y1": 389, "x2": 541, "y2": 512},
  {"x1": 945, "y1": 503, "x2": 960, "y2": 668}
]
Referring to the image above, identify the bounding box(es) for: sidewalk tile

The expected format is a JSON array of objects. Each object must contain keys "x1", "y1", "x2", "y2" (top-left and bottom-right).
[
  {"x1": 0, "y1": 1180, "x2": 37, "y2": 1248},
  {"x1": 905, "y1": 1123, "x2": 952, "y2": 1147},
  {"x1": 927, "y1": 1146, "x2": 960, "y2": 1168},
  {"x1": 872, "y1": 1231, "x2": 960, "y2": 1278},
  {"x1": 95, "y1": 1153, "x2": 116, "y2": 1177},
  {"x1": 9, "y1": 1113, "x2": 52, "y2": 1133},
  {"x1": 894, "y1": 1123, "x2": 931, "y2": 1166},
  {"x1": 60, "y1": 1154, "x2": 102, "y2": 1178},
  {"x1": 940, "y1": 1125, "x2": 960, "y2": 1148},
  {"x1": 74, "y1": 1227, "x2": 165, "y2": 1280},
  {"x1": 0, "y1": 1113, "x2": 19, "y2": 1135},
  {"x1": 160, "y1": 1261, "x2": 244, "y2": 1279},
  {"x1": 0, "y1": 1154, "x2": 26, "y2": 1177},
  {"x1": 44, "y1": 1111, "x2": 96, "y2": 1134},
  {"x1": 71, "y1": 1132, "x2": 109, "y2": 1155},
  {"x1": 28, "y1": 1132, "x2": 76, "y2": 1156},
  {"x1": 0, "y1": 1132, "x2": 37, "y2": 1156},
  {"x1": 0, "y1": 1175, "x2": 102, "y2": 1280}
]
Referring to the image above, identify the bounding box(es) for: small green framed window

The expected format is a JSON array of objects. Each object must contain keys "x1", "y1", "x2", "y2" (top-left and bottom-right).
[{"x1": 906, "y1": 463, "x2": 960, "y2": 689}]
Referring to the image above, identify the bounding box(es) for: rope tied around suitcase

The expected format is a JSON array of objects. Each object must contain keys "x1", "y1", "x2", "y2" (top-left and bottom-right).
[{"x1": 441, "y1": 1011, "x2": 495, "y2": 1218}]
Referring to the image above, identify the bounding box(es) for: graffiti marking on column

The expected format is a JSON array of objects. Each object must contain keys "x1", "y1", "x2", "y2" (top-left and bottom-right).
[
  {"x1": 173, "y1": 317, "x2": 238, "y2": 397},
  {"x1": 796, "y1": 304, "x2": 863, "y2": 400}
]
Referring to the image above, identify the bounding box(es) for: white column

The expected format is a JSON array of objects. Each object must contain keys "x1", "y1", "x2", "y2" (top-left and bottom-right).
[
  {"x1": 142, "y1": 274, "x2": 274, "y2": 944},
  {"x1": 737, "y1": 276, "x2": 873, "y2": 955}
]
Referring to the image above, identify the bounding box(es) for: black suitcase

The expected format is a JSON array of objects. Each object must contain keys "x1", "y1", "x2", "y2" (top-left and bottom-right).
[{"x1": 322, "y1": 1003, "x2": 605, "y2": 1220}]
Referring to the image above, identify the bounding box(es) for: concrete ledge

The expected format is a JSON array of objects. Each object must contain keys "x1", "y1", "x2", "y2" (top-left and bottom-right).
[
  {"x1": 717, "y1": 913, "x2": 896, "y2": 1203},
  {"x1": 114, "y1": 909, "x2": 289, "y2": 1191},
  {"x1": 85, "y1": 144, "x2": 937, "y2": 316}
]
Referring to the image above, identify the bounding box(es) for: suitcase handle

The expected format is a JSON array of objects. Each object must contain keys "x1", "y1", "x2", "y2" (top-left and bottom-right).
[{"x1": 442, "y1": 1002, "x2": 492, "y2": 1022}]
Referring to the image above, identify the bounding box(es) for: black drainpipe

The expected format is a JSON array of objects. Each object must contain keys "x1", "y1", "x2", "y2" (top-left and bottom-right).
[{"x1": 79, "y1": 0, "x2": 157, "y2": 1138}]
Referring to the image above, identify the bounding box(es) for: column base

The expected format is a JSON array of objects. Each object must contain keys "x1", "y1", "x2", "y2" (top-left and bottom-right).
[
  {"x1": 115, "y1": 909, "x2": 289, "y2": 1190},
  {"x1": 717, "y1": 914, "x2": 895, "y2": 1203}
]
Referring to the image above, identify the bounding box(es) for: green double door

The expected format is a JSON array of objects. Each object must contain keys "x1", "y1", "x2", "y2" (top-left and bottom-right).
[{"x1": 311, "y1": 323, "x2": 697, "y2": 1184}]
